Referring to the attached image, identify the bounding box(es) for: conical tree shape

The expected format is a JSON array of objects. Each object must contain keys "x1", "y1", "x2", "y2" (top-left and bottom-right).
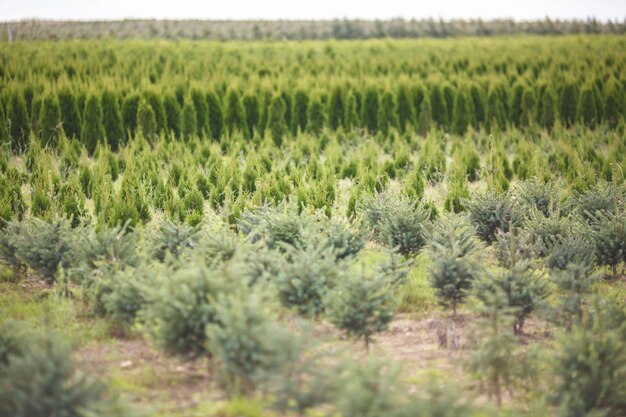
[
  {"x1": 578, "y1": 84, "x2": 598, "y2": 127},
  {"x1": 38, "y1": 93, "x2": 64, "y2": 147},
  {"x1": 442, "y1": 84, "x2": 456, "y2": 124},
  {"x1": 180, "y1": 95, "x2": 197, "y2": 140},
  {"x1": 280, "y1": 91, "x2": 292, "y2": 133},
  {"x1": 430, "y1": 84, "x2": 448, "y2": 128},
  {"x1": 206, "y1": 91, "x2": 223, "y2": 139},
  {"x1": 101, "y1": 90, "x2": 124, "y2": 150},
  {"x1": 267, "y1": 94, "x2": 287, "y2": 146},
  {"x1": 362, "y1": 87, "x2": 379, "y2": 133},
  {"x1": 163, "y1": 93, "x2": 181, "y2": 138},
  {"x1": 8, "y1": 91, "x2": 29, "y2": 151},
  {"x1": 121, "y1": 93, "x2": 140, "y2": 139},
  {"x1": 377, "y1": 90, "x2": 398, "y2": 136},
  {"x1": 136, "y1": 98, "x2": 157, "y2": 140},
  {"x1": 486, "y1": 84, "x2": 505, "y2": 133},
  {"x1": 396, "y1": 84, "x2": 416, "y2": 133},
  {"x1": 144, "y1": 91, "x2": 166, "y2": 134},
  {"x1": 469, "y1": 84, "x2": 486, "y2": 129},
  {"x1": 509, "y1": 82, "x2": 525, "y2": 127},
  {"x1": 603, "y1": 77, "x2": 623, "y2": 128},
  {"x1": 328, "y1": 85, "x2": 345, "y2": 130},
  {"x1": 344, "y1": 92, "x2": 359, "y2": 131},
  {"x1": 539, "y1": 86, "x2": 558, "y2": 130},
  {"x1": 81, "y1": 94, "x2": 105, "y2": 155},
  {"x1": 417, "y1": 94, "x2": 432, "y2": 136},
  {"x1": 520, "y1": 88, "x2": 537, "y2": 127},
  {"x1": 57, "y1": 88, "x2": 80, "y2": 139},
  {"x1": 307, "y1": 96, "x2": 326, "y2": 134},
  {"x1": 452, "y1": 89, "x2": 471, "y2": 135},
  {"x1": 291, "y1": 89, "x2": 309, "y2": 134},
  {"x1": 243, "y1": 93, "x2": 260, "y2": 137},
  {"x1": 224, "y1": 89, "x2": 248, "y2": 138},
  {"x1": 560, "y1": 82, "x2": 578, "y2": 127},
  {"x1": 190, "y1": 88, "x2": 209, "y2": 138}
]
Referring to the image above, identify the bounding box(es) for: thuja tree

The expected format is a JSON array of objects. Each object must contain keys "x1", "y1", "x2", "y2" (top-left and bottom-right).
[
  {"x1": 81, "y1": 94, "x2": 105, "y2": 155},
  {"x1": 180, "y1": 95, "x2": 197, "y2": 139},
  {"x1": 37, "y1": 93, "x2": 63, "y2": 146},
  {"x1": 136, "y1": 98, "x2": 157, "y2": 140},
  {"x1": 267, "y1": 94, "x2": 288, "y2": 146},
  {"x1": 8, "y1": 91, "x2": 29, "y2": 152},
  {"x1": 57, "y1": 88, "x2": 80, "y2": 139},
  {"x1": 101, "y1": 90, "x2": 124, "y2": 150},
  {"x1": 291, "y1": 89, "x2": 309, "y2": 134},
  {"x1": 206, "y1": 91, "x2": 223, "y2": 139},
  {"x1": 224, "y1": 89, "x2": 248, "y2": 138},
  {"x1": 121, "y1": 93, "x2": 140, "y2": 139}
]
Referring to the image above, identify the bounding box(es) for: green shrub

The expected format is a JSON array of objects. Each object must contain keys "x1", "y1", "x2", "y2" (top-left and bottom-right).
[
  {"x1": 206, "y1": 291, "x2": 298, "y2": 396},
  {"x1": 12, "y1": 217, "x2": 75, "y2": 284},
  {"x1": 150, "y1": 219, "x2": 201, "y2": 261},
  {"x1": 588, "y1": 211, "x2": 626, "y2": 278},
  {"x1": 326, "y1": 268, "x2": 397, "y2": 350},
  {"x1": 136, "y1": 98, "x2": 157, "y2": 140},
  {"x1": 81, "y1": 94, "x2": 105, "y2": 155},
  {"x1": 101, "y1": 90, "x2": 124, "y2": 150},
  {"x1": 275, "y1": 244, "x2": 339, "y2": 317},
  {"x1": 466, "y1": 191, "x2": 524, "y2": 243},
  {"x1": 37, "y1": 93, "x2": 63, "y2": 146}
]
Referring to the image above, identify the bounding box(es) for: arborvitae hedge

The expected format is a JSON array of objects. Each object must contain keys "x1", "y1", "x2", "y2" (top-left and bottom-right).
[
  {"x1": 136, "y1": 98, "x2": 157, "y2": 140},
  {"x1": 57, "y1": 89, "x2": 80, "y2": 139},
  {"x1": 121, "y1": 93, "x2": 140, "y2": 139},
  {"x1": 38, "y1": 93, "x2": 63, "y2": 146},
  {"x1": 206, "y1": 91, "x2": 223, "y2": 139},
  {"x1": 163, "y1": 93, "x2": 181, "y2": 138},
  {"x1": 180, "y1": 95, "x2": 197, "y2": 140},
  {"x1": 224, "y1": 89, "x2": 248, "y2": 138}
]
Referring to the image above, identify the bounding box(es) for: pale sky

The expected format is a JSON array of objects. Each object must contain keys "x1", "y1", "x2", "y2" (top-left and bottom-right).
[{"x1": 1, "y1": 0, "x2": 624, "y2": 21}]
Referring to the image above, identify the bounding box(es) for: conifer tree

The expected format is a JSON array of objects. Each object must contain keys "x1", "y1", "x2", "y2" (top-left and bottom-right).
[
  {"x1": 430, "y1": 84, "x2": 448, "y2": 128},
  {"x1": 577, "y1": 84, "x2": 598, "y2": 127},
  {"x1": 428, "y1": 216, "x2": 483, "y2": 316},
  {"x1": 509, "y1": 82, "x2": 525, "y2": 127},
  {"x1": 486, "y1": 84, "x2": 505, "y2": 132},
  {"x1": 328, "y1": 86, "x2": 345, "y2": 130},
  {"x1": 57, "y1": 88, "x2": 80, "y2": 139},
  {"x1": 121, "y1": 93, "x2": 140, "y2": 139},
  {"x1": 520, "y1": 88, "x2": 537, "y2": 127},
  {"x1": 144, "y1": 91, "x2": 167, "y2": 134},
  {"x1": 452, "y1": 89, "x2": 471, "y2": 135},
  {"x1": 163, "y1": 93, "x2": 181, "y2": 138},
  {"x1": 136, "y1": 98, "x2": 157, "y2": 140},
  {"x1": 344, "y1": 92, "x2": 359, "y2": 130},
  {"x1": 377, "y1": 90, "x2": 397, "y2": 136},
  {"x1": 101, "y1": 90, "x2": 124, "y2": 150},
  {"x1": 38, "y1": 93, "x2": 63, "y2": 147},
  {"x1": 326, "y1": 269, "x2": 397, "y2": 351},
  {"x1": 291, "y1": 89, "x2": 309, "y2": 134},
  {"x1": 539, "y1": 86, "x2": 557, "y2": 130},
  {"x1": 560, "y1": 82, "x2": 578, "y2": 127},
  {"x1": 8, "y1": 91, "x2": 29, "y2": 152},
  {"x1": 307, "y1": 96, "x2": 326, "y2": 134},
  {"x1": 190, "y1": 88, "x2": 209, "y2": 138},
  {"x1": 603, "y1": 77, "x2": 623, "y2": 128},
  {"x1": 180, "y1": 95, "x2": 197, "y2": 140},
  {"x1": 417, "y1": 93, "x2": 432, "y2": 136},
  {"x1": 267, "y1": 94, "x2": 288, "y2": 146},
  {"x1": 224, "y1": 88, "x2": 248, "y2": 138},
  {"x1": 469, "y1": 84, "x2": 486, "y2": 129},
  {"x1": 442, "y1": 84, "x2": 456, "y2": 124},
  {"x1": 243, "y1": 92, "x2": 260, "y2": 137},
  {"x1": 81, "y1": 94, "x2": 105, "y2": 155},
  {"x1": 206, "y1": 91, "x2": 224, "y2": 139},
  {"x1": 362, "y1": 87, "x2": 379, "y2": 133},
  {"x1": 396, "y1": 84, "x2": 416, "y2": 133}
]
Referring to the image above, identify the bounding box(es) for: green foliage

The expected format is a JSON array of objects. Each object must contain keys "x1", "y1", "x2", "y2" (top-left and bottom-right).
[
  {"x1": 8, "y1": 91, "x2": 29, "y2": 152},
  {"x1": 150, "y1": 219, "x2": 201, "y2": 261},
  {"x1": 225, "y1": 89, "x2": 248, "y2": 138},
  {"x1": 267, "y1": 94, "x2": 288, "y2": 146},
  {"x1": 180, "y1": 95, "x2": 197, "y2": 139},
  {"x1": 275, "y1": 244, "x2": 339, "y2": 317},
  {"x1": 81, "y1": 94, "x2": 105, "y2": 155},
  {"x1": 551, "y1": 262, "x2": 600, "y2": 327},
  {"x1": 326, "y1": 268, "x2": 397, "y2": 349},
  {"x1": 207, "y1": 90, "x2": 224, "y2": 139},
  {"x1": 163, "y1": 93, "x2": 181, "y2": 138},
  {"x1": 427, "y1": 215, "x2": 483, "y2": 315},
  {"x1": 101, "y1": 90, "x2": 124, "y2": 150},
  {"x1": 206, "y1": 291, "x2": 298, "y2": 396},
  {"x1": 121, "y1": 92, "x2": 140, "y2": 138},
  {"x1": 144, "y1": 263, "x2": 233, "y2": 359},
  {"x1": 136, "y1": 98, "x2": 157, "y2": 140},
  {"x1": 466, "y1": 191, "x2": 524, "y2": 243},
  {"x1": 12, "y1": 217, "x2": 75, "y2": 283},
  {"x1": 588, "y1": 211, "x2": 626, "y2": 278},
  {"x1": 57, "y1": 88, "x2": 81, "y2": 139},
  {"x1": 451, "y1": 88, "x2": 471, "y2": 135},
  {"x1": 0, "y1": 324, "x2": 124, "y2": 417},
  {"x1": 37, "y1": 93, "x2": 63, "y2": 146},
  {"x1": 551, "y1": 301, "x2": 626, "y2": 417}
]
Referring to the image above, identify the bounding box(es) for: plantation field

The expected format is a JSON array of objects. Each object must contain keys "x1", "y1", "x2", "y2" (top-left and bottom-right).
[{"x1": 1, "y1": 34, "x2": 626, "y2": 417}]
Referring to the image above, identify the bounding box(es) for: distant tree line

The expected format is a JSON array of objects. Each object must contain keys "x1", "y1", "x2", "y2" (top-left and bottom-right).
[{"x1": 0, "y1": 17, "x2": 625, "y2": 41}]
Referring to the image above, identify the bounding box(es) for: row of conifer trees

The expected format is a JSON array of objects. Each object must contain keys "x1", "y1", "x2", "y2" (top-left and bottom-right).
[{"x1": 2, "y1": 77, "x2": 624, "y2": 152}]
